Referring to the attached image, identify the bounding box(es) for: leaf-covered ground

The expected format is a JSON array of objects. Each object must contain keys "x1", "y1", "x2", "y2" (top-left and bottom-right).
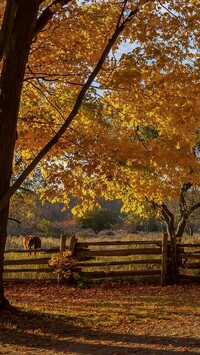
[{"x1": 1, "y1": 282, "x2": 200, "y2": 354}]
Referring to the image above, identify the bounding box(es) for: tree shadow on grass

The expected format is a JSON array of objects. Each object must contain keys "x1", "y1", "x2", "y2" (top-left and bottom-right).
[{"x1": 1, "y1": 309, "x2": 200, "y2": 354}]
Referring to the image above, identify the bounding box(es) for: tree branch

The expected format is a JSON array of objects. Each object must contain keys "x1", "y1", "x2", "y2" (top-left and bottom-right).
[
  {"x1": 151, "y1": 200, "x2": 174, "y2": 233},
  {"x1": 8, "y1": 217, "x2": 22, "y2": 224},
  {"x1": 179, "y1": 182, "x2": 192, "y2": 219},
  {"x1": 34, "y1": 0, "x2": 71, "y2": 37},
  {"x1": 116, "y1": 0, "x2": 128, "y2": 29}
]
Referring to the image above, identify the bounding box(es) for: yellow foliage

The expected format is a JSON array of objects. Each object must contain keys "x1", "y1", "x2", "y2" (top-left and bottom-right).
[
  {"x1": 49, "y1": 251, "x2": 80, "y2": 282},
  {"x1": 0, "y1": 0, "x2": 197, "y2": 217}
]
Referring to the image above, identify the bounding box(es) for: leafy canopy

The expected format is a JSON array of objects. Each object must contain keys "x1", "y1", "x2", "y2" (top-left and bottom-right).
[{"x1": 1, "y1": 0, "x2": 198, "y2": 216}]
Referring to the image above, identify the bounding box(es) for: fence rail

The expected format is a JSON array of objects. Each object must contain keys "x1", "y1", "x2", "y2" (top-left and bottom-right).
[
  {"x1": 3, "y1": 247, "x2": 59, "y2": 281},
  {"x1": 177, "y1": 242, "x2": 200, "y2": 281},
  {"x1": 5, "y1": 248, "x2": 59, "y2": 254}
]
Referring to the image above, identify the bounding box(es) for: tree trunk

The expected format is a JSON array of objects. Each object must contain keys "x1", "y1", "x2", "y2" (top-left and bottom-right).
[
  {"x1": 176, "y1": 218, "x2": 187, "y2": 243},
  {"x1": 0, "y1": 0, "x2": 39, "y2": 310},
  {"x1": 159, "y1": 205, "x2": 178, "y2": 284},
  {"x1": 0, "y1": 206, "x2": 10, "y2": 309}
]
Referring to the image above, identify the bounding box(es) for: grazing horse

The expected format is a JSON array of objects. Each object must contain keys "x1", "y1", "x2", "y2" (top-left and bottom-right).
[{"x1": 23, "y1": 235, "x2": 41, "y2": 254}]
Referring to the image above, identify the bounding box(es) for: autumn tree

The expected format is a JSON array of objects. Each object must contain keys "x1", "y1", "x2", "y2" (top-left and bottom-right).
[
  {"x1": 0, "y1": 0, "x2": 199, "y2": 309},
  {"x1": 0, "y1": 0, "x2": 162, "y2": 311}
]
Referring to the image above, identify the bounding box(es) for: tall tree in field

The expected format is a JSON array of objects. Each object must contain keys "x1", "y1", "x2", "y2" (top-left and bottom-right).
[{"x1": 0, "y1": 0, "x2": 198, "y2": 309}]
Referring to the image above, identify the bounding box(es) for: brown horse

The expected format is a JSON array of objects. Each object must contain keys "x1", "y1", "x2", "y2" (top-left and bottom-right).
[{"x1": 23, "y1": 235, "x2": 41, "y2": 254}]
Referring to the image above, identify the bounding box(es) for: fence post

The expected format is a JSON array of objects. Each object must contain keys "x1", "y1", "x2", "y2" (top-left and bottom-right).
[
  {"x1": 170, "y1": 234, "x2": 178, "y2": 284},
  {"x1": 161, "y1": 233, "x2": 168, "y2": 285},
  {"x1": 69, "y1": 234, "x2": 78, "y2": 256},
  {"x1": 57, "y1": 234, "x2": 67, "y2": 285},
  {"x1": 60, "y1": 234, "x2": 66, "y2": 252}
]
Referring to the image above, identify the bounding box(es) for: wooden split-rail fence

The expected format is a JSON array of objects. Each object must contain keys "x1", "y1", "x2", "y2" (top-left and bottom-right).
[
  {"x1": 3, "y1": 234, "x2": 200, "y2": 285},
  {"x1": 67, "y1": 234, "x2": 167, "y2": 285},
  {"x1": 4, "y1": 246, "x2": 59, "y2": 282}
]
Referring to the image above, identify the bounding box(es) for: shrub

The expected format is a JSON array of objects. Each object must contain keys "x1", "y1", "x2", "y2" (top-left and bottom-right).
[{"x1": 48, "y1": 250, "x2": 80, "y2": 283}]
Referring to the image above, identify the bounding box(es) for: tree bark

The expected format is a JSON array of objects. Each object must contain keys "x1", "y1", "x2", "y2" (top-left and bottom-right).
[
  {"x1": 0, "y1": 0, "x2": 39, "y2": 310},
  {"x1": 176, "y1": 218, "x2": 187, "y2": 242}
]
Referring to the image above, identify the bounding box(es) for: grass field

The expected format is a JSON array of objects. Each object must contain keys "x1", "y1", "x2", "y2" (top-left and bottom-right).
[
  {"x1": 1, "y1": 282, "x2": 200, "y2": 354},
  {"x1": 5, "y1": 231, "x2": 200, "y2": 250}
]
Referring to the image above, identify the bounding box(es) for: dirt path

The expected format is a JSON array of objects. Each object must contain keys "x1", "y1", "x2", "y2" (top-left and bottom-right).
[{"x1": 1, "y1": 282, "x2": 200, "y2": 354}]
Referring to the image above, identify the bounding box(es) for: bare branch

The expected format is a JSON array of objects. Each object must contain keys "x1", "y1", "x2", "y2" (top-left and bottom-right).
[{"x1": 8, "y1": 217, "x2": 22, "y2": 224}]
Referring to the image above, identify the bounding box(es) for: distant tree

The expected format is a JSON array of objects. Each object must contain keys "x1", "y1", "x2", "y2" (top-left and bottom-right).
[{"x1": 76, "y1": 208, "x2": 119, "y2": 234}]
